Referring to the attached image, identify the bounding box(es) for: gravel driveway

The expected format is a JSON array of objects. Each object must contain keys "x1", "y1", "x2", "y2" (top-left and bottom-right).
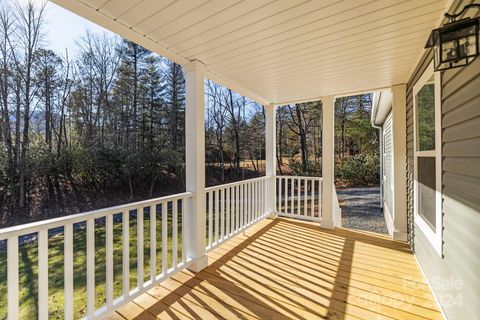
[{"x1": 336, "y1": 187, "x2": 388, "y2": 234}]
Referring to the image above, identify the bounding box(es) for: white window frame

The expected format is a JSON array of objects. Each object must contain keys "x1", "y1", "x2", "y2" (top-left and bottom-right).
[{"x1": 412, "y1": 61, "x2": 442, "y2": 256}]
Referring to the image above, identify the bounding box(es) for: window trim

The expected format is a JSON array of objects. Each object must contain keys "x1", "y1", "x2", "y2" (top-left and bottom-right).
[{"x1": 412, "y1": 61, "x2": 443, "y2": 257}]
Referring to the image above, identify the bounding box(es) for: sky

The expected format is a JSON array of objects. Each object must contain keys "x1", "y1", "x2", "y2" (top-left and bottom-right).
[{"x1": 35, "y1": 0, "x2": 109, "y2": 55}]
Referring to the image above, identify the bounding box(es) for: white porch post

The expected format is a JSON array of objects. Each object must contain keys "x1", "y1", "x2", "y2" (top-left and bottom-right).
[
  {"x1": 391, "y1": 84, "x2": 408, "y2": 241},
  {"x1": 184, "y1": 60, "x2": 208, "y2": 272},
  {"x1": 321, "y1": 96, "x2": 335, "y2": 229},
  {"x1": 265, "y1": 104, "x2": 277, "y2": 217}
]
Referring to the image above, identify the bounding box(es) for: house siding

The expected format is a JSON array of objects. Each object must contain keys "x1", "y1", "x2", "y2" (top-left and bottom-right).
[
  {"x1": 406, "y1": 49, "x2": 434, "y2": 248},
  {"x1": 406, "y1": 1, "x2": 480, "y2": 318},
  {"x1": 383, "y1": 112, "x2": 393, "y2": 218}
]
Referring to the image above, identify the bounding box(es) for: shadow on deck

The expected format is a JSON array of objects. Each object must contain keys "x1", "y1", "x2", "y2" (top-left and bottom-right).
[{"x1": 106, "y1": 218, "x2": 442, "y2": 320}]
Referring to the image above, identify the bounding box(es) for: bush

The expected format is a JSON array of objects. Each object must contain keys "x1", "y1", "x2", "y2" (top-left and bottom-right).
[
  {"x1": 336, "y1": 153, "x2": 379, "y2": 186},
  {"x1": 288, "y1": 158, "x2": 322, "y2": 177}
]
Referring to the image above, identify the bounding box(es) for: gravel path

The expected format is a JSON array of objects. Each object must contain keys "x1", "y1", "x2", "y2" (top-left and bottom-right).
[{"x1": 337, "y1": 187, "x2": 388, "y2": 234}]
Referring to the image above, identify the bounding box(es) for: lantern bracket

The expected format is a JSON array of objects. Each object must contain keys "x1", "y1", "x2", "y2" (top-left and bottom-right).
[{"x1": 444, "y1": 3, "x2": 480, "y2": 22}]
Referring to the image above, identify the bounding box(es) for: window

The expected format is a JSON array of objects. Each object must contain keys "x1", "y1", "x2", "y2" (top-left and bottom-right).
[{"x1": 413, "y1": 61, "x2": 442, "y2": 256}]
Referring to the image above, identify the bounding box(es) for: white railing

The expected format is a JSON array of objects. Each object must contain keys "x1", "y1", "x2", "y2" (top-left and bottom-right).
[
  {"x1": 205, "y1": 176, "x2": 269, "y2": 251},
  {"x1": 0, "y1": 192, "x2": 193, "y2": 320},
  {"x1": 275, "y1": 176, "x2": 322, "y2": 222}
]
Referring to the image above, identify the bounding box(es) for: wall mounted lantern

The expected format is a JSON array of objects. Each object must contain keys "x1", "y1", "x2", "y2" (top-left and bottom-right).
[{"x1": 425, "y1": 3, "x2": 480, "y2": 71}]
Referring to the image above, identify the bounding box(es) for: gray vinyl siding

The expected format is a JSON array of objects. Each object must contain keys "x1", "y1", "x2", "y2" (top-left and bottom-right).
[
  {"x1": 383, "y1": 113, "x2": 393, "y2": 216},
  {"x1": 406, "y1": 1, "x2": 480, "y2": 318},
  {"x1": 406, "y1": 49, "x2": 433, "y2": 248}
]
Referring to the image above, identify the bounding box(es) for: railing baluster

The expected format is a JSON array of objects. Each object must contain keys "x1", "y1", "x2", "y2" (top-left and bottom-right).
[
  {"x1": 246, "y1": 183, "x2": 249, "y2": 225},
  {"x1": 253, "y1": 180, "x2": 256, "y2": 222},
  {"x1": 257, "y1": 180, "x2": 260, "y2": 219},
  {"x1": 86, "y1": 218, "x2": 95, "y2": 317},
  {"x1": 232, "y1": 186, "x2": 236, "y2": 233},
  {"x1": 172, "y1": 199, "x2": 178, "y2": 269},
  {"x1": 214, "y1": 190, "x2": 219, "y2": 243},
  {"x1": 277, "y1": 177, "x2": 281, "y2": 213},
  {"x1": 247, "y1": 182, "x2": 250, "y2": 226},
  {"x1": 303, "y1": 178, "x2": 308, "y2": 216},
  {"x1": 182, "y1": 198, "x2": 187, "y2": 263},
  {"x1": 250, "y1": 181, "x2": 260, "y2": 223},
  {"x1": 251, "y1": 181, "x2": 257, "y2": 224},
  {"x1": 290, "y1": 178, "x2": 294, "y2": 215},
  {"x1": 240, "y1": 183, "x2": 244, "y2": 229},
  {"x1": 208, "y1": 191, "x2": 213, "y2": 247},
  {"x1": 162, "y1": 202, "x2": 167, "y2": 274},
  {"x1": 296, "y1": 178, "x2": 301, "y2": 216},
  {"x1": 236, "y1": 185, "x2": 240, "y2": 232},
  {"x1": 122, "y1": 211, "x2": 130, "y2": 297},
  {"x1": 64, "y1": 224, "x2": 74, "y2": 320},
  {"x1": 258, "y1": 180, "x2": 261, "y2": 219},
  {"x1": 7, "y1": 236, "x2": 18, "y2": 320},
  {"x1": 245, "y1": 184, "x2": 249, "y2": 228},
  {"x1": 137, "y1": 208, "x2": 144, "y2": 288},
  {"x1": 38, "y1": 229, "x2": 48, "y2": 320},
  {"x1": 253, "y1": 181, "x2": 256, "y2": 223},
  {"x1": 231, "y1": 186, "x2": 234, "y2": 233},
  {"x1": 106, "y1": 214, "x2": 114, "y2": 307},
  {"x1": 226, "y1": 187, "x2": 231, "y2": 236},
  {"x1": 284, "y1": 178, "x2": 288, "y2": 214},
  {"x1": 220, "y1": 188, "x2": 225, "y2": 240},
  {"x1": 319, "y1": 180, "x2": 323, "y2": 218},
  {"x1": 255, "y1": 180, "x2": 258, "y2": 221},
  {"x1": 311, "y1": 180, "x2": 315, "y2": 218},
  {"x1": 215, "y1": 189, "x2": 221, "y2": 243},
  {"x1": 150, "y1": 204, "x2": 157, "y2": 280},
  {"x1": 262, "y1": 179, "x2": 265, "y2": 217},
  {"x1": 265, "y1": 179, "x2": 268, "y2": 218}
]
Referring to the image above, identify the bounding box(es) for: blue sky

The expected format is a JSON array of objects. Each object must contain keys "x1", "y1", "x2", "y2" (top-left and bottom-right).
[{"x1": 39, "y1": 0, "x2": 109, "y2": 54}]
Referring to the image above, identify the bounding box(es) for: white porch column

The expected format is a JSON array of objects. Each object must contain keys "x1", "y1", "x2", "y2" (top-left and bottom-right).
[
  {"x1": 184, "y1": 60, "x2": 208, "y2": 272},
  {"x1": 265, "y1": 104, "x2": 277, "y2": 217},
  {"x1": 391, "y1": 84, "x2": 408, "y2": 241},
  {"x1": 321, "y1": 96, "x2": 335, "y2": 229}
]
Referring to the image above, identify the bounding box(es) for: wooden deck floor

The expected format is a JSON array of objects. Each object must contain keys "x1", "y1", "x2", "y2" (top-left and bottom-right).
[{"x1": 105, "y1": 218, "x2": 443, "y2": 320}]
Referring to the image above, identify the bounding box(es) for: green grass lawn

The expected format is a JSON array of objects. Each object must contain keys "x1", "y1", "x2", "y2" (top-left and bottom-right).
[{"x1": 0, "y1": 209, "x2": 187, "y2": 319}]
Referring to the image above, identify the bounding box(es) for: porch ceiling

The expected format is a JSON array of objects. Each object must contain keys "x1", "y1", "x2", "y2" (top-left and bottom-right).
[{"x1": 51, "y1": 0, "x2": 450, "y2": 105}]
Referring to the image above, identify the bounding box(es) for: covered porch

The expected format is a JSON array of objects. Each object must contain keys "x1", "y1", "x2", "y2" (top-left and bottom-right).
[
  {"x1": 1, "y1": 0, "x2": 456, "y2": 319},
  {"x1": 111, "y1": 219, "x2": 441, "y2": 320}
]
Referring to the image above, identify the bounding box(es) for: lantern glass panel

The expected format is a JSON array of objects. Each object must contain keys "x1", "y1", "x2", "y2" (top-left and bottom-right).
[
  {"x1": 440, "y1": 23, "x2": 476, "y2": 42},
  {"x1": 440, "y1": 40, "x2": 458, "y2": 62},
  {"x1": 440, "y1": 25, "x2": 478, "y2": 63}
]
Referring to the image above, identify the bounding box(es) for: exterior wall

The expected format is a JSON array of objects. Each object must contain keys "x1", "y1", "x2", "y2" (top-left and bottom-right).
[
  {"x1": 383, "y1": 112, "x2": 393, "y2": 218},
  {"x1": 406, "y1": 50, "x2": 434, "y2": 249},
  {"x1": 406, "y1": 2, "x2": 480, "y2": 318},
  {"x1": 382, "y1": 112, "x2": 394, "y2": 234}
]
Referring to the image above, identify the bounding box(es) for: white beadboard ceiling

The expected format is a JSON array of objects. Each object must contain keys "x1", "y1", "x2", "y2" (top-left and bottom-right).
[{"x1": 51, "y1": 0, "x2": 450, "y2": 105}]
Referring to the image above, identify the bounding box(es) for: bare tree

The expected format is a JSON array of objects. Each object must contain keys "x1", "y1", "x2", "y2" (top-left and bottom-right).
[{"x1": 9, "y1": 0, "x2": 46, "y2": 208}]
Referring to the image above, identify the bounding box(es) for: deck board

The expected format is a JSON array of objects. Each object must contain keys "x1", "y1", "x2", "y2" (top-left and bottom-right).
[{"x1": 104, "y1": 218, "x2": 443, "y2": 320}]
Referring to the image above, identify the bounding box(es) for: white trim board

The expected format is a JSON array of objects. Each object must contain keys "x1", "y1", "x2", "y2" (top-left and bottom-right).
[{"x1": 412, "y1": 60, "x2": 443, "y2": 257}]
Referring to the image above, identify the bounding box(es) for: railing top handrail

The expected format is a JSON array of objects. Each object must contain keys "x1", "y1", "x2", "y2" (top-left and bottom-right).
[
  {"x1": 0, "y1": 191, "x2": 193, "y2": 240},
  {"x1": 276, "y1": 175, "x2": 323, "y2": 180},
  {"x1": 205, "y1": 176, "x2": 268, "y2": 191}
]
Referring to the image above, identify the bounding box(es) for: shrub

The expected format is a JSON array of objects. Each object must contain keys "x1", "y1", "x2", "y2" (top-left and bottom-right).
[{"x1": 336, "y1": 153, "x2": 379, "y2": 186}]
